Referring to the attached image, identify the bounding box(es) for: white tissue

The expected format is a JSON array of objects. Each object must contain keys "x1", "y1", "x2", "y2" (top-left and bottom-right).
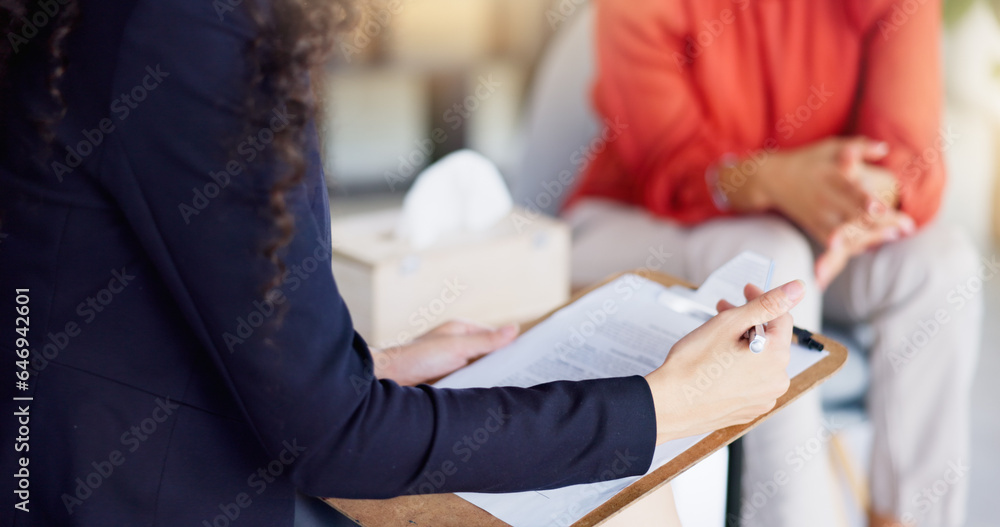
[{"x1": 396, "y1": 149, "x2": 513, "y2": 249}]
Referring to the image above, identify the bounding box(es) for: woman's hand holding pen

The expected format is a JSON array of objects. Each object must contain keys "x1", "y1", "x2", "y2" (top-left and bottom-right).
[{"x1": 644, "y1": 281, "x2": 805, "y2": 445}]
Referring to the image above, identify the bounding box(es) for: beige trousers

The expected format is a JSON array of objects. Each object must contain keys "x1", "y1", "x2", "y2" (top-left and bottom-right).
[{"x1": 567, "y1": 199, "x2": 983, "y2": 527}]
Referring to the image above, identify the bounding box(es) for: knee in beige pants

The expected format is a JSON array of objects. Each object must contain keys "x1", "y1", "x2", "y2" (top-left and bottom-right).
[{"x1": 827, "y1": 223, "x2": 983, "y2": 527}]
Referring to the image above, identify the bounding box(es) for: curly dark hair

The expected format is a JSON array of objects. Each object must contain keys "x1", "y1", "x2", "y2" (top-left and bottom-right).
[{"x1": 0, "y1": 0, "x2": 356, "y2": 301}]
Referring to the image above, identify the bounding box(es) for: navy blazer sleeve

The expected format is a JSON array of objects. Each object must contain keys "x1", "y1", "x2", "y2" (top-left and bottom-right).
[{"x1": 96, "y1": 0, "x2": 656, "y2": 498}]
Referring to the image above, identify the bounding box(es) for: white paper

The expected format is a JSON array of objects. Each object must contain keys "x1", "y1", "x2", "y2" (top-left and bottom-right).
[
  {"x1": 435, "y1": 259, "x2": 827, "y2": 527},
  {"x1": 666, "y1": 250, "x2": 775, "y2": 314},
  {"x1": 437, "y1": 274, "x2": 704, "y2": 390}
]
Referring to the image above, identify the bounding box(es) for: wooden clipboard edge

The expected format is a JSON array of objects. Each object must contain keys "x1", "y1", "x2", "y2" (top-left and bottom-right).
[
  {"x1": 324, "y1": 270, "x2": 847, "y2": 527},
  {"x1": 581, "y1": 332, "x2": 845, "y2": 526},
  {"x1": 574, "y1": 271, "x2": 848, "y2": 526},
  {"x1": 578, "y1": 341, "x2": 845, "y2": 526}
]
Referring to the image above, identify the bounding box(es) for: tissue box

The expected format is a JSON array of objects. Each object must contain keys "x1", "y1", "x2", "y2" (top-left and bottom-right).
[{"x1": 330, "y1": 207, "x2": 570, "y2": 347}]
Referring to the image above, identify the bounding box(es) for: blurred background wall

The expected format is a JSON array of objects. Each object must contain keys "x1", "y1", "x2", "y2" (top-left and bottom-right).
[{"x1": 320, "y1": 0, "x2": 551, "y2": 193}]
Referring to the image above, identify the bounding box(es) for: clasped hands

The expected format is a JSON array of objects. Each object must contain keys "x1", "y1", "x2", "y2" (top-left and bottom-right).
[{"x1": 722, "y1": 137, "x2": 915, "y2": 290}]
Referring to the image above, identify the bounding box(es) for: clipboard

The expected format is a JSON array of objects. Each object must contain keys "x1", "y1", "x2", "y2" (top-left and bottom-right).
[{"x1": 324, "y1": 270, "x2": 848, "y2": 526}]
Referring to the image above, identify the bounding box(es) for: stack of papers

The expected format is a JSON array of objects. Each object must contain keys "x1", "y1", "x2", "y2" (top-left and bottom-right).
[{"x1": 435, "y1": 252, "x2": 827, "y2": 526}]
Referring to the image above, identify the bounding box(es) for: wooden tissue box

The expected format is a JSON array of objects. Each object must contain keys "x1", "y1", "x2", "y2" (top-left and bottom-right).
[{"x1": 330, "y1": 207, "x2": 570, "y2": 348}]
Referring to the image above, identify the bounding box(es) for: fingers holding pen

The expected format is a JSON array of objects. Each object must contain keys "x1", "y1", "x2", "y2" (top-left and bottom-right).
[{"x1": 718, "y1": 280, "x2": 804, "y2": 330}]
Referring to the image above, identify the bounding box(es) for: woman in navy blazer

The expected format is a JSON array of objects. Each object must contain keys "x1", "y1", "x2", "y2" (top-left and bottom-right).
[{"x1": 0, "y1": 1, "x2": 803, "y2": 525}]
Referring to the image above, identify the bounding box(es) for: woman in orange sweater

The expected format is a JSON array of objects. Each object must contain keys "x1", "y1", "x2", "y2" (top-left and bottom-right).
[{"x1": 566, "y1": 1, "x2": 981, "y2": 526}]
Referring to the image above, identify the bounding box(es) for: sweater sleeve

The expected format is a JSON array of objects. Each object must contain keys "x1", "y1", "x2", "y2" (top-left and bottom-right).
[
  {"x1": 588, "y1": 0, "x2": 730, "y2": 223},
  {"x1": 98, "y1": 0, "x2": 656, "y2": 499},
  {"x1": 850, "y1": 0, "x2": 947, "y2": 227}
]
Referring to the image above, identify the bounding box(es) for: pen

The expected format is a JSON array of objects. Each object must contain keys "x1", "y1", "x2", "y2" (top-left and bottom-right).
[
  {"x1": 749, "y1": 262, "x2": 775, "y2": 353},
  {"x1": 747, "y1": 326, "x2": 825, "y2": 352},
  {"x1": 749, "y1": 323, "x2": 767, "y2": 353}
]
